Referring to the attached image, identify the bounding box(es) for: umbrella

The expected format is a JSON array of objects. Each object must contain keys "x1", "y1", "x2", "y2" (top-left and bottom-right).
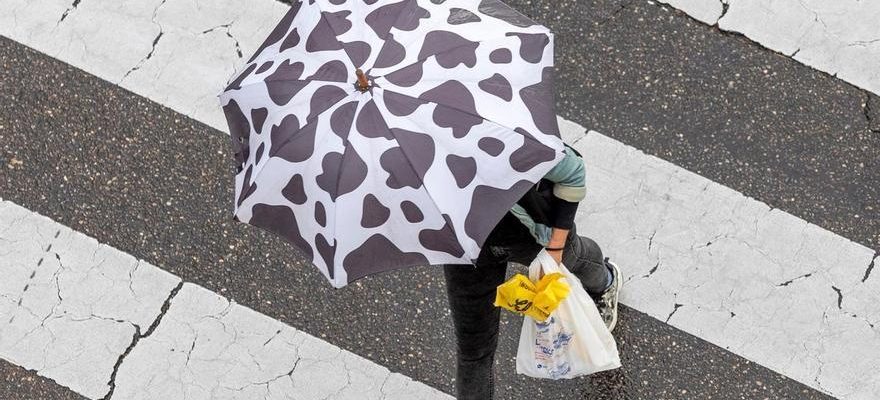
[{"x1": 219, "y1": 0, "x2": 565, "y2": 288}]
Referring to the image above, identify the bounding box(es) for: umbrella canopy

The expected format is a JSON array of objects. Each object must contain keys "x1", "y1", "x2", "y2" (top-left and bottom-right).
[{"x1": 220, "y1": 0, "x2": 565, "y2": 288}]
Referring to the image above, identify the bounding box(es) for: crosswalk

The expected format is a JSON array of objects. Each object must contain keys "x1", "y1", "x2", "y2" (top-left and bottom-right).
[
  {"x1": 1, "y1": 0, "x2": 878, "y2": 399},
  {"x1": 656, "y1": 0, "x2": 880, "y2": 95},
  {"x1": 0, "y1": 201, "x2": 450, "y2": 399}
]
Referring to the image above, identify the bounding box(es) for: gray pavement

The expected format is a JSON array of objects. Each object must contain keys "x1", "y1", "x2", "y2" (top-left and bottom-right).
[
  {"x1": 0, "y1": 31, "x2": 835, "y2": 399},
  {"x1": 500, "y1": 0, "x2": 880, "y2": 252}
]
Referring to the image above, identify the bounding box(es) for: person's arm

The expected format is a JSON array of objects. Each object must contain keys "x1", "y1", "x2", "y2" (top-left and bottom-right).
[{"x1": 542, "y1": 146, "x2": 586, "y2": 263}]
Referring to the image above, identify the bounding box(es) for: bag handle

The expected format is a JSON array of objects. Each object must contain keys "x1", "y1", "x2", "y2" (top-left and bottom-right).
[{"x1": 528, "y1": 249, "x2": 562, "y2": 281}]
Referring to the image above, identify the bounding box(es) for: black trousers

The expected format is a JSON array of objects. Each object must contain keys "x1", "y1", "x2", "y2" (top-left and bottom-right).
[{"x1": 443, "y1": 212, "x2": 608, "y2": 400}]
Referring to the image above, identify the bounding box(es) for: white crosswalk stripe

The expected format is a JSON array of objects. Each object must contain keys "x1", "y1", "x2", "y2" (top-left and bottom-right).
[
  {"x1": 0, "y1": 200, "x2": 452, "y2": 400},
  {"x1": 656, "y1": 0, "x2": 880, "y2": 95},
  {"x1": 1, "y1": 0, "x2": 879, "y2": 398}
]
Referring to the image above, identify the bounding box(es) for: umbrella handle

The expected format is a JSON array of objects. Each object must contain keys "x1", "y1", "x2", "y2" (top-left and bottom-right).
[{"x1": 355, "y1": 69, "x2": 370, "y2": 92}]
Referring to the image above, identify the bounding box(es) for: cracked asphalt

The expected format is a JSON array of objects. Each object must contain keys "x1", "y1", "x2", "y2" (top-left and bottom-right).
[
  {"x1": 0, "y1": 28, "x2": 834, "y2": 400},
  {"x1": 2, "y1": 0, "x2": 877, "y2": 398}
]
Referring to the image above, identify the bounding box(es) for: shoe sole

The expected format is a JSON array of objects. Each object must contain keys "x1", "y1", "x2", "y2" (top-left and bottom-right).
[{"x1": 605, "y1": 261, "x2": 622, "y2": 332}]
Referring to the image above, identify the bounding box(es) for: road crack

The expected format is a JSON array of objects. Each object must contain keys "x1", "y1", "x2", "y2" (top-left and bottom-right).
[
  {"x1": 58, "y1": 0, "x2": 81, "y2": 24},
  {"x1": 100, "y1": 281, "x2": 183, "y2": 400},
  {"x1": 119, "y1": 0, "x2": 167, "y2": 83},
  {"x1": 776, "y1": 272, "x2": 813, "y2": 287},
  {"x1": 863, "y1": 251, "x2": 878, "y2": 283},
  {"x1": 665, "y1": 302, "x2": 683, "y2": 323},
  {"x1": 202, "y1": 23, "x2": 244, "y2": 58}
]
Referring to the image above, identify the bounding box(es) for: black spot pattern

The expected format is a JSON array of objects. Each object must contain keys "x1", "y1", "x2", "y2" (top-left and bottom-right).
[
  {"x1": 307, "y1": 85, "x2": 349, "y2": 122},
  {"x1": 282, "y1": 174, "x2": 307, "y2": 205},
  {"x1": 465, "y1": 179, "x2": 534, "y2": 245},
  {"x1": 316, "y1": 148, "x2": 368, "y2": 201},
  {"x1": 331, "y1": 101, "x2": 359, "y2": 140},
  {"x1": 271, "y1": 120, "x2": 317, "y2": 163},
  {"x1": 238, "y1": 165, "x2": 257, "y2": 207},
  {"x1": 478, "y1": 137, "x2": 505, "y2": 156},
  {"x1": 448, "y1": 8, "x2": 481, "y2": 24},
  {"x1": 305, "y1": 60, "x2": 349, "y2": 82},
  {"x1": 509, "y1": 127, "x2": 557, "y2": 172},
  {"x1": 322, "y1": 10, "x2": 353, "y2": 36},
  {"x1": 446, "y1": 154, "x2": 477, "y2": 188},
  {"x1": 478, "y1": 73, "x2": 513, "y2": 101},
  {"x1": 382, "y1": 90, "x2": 426, "y2": 117},
  {"x1": 418, "y1": 31, "x2": 479, "y2": 69},
  {"x1": 400, "y1": 201, "x2": 424, "y2": 223},
  {"x1": 343, "y1": 234, "x2": 429, "y2": 281},
  {"x1": 506, "y1": 32, "x2": 549, "y2": 64},
  {"x1": 250, "y1": 204, "x2": 313, "y2": 259},
  {"x1": 373, "y1": 33, "x2": 405, "y2": 69},
  {"x1": 222, "y1": 99, "x2": 250, "y2": 167},
  {"x1": 342, "y1": 41, "x2": 371, "y2": 68},
  {"x1": 489, "y1": 48, "x2": 512, "y2": 64},
  {"x1": 418, "y1": 214, "x2": 465, "y2": 257},
  {"x1": 420, "y1": 81, "x2": 482, "y2": 138},
  {"x1": 315, "y1": 201, "x2": 327, "y2": 227},
  {"x1": 251, "y1": 108, "x2": 268, "y2": 134},
  {"x1": 390, "y1": 128, "x2": 435, "y2": 176},
  {"x1": 247, "y1": 1, "x2": 302, "y2": 63},
  {"x1": 306, "y1": 16, "x2": 344, "y2": 52},
  {"x1": 356, "y1": 99, "x2": 393, "y2": 139},
  {"x1": 280, "y1": 28, "x2": 300, "y2": 52},
  {"x1": 380, "y1": 146, "x2": 427, "y2": 189},
  {"x1": 366, "y1": 0, "x2": 429, "y2": 38},
  {"x1": 256, "y1": 61, "x2": 274, "y2": 74},
  {"x1": 520, "y1": 66, "x2": 559, "y2": 137},
  {"x1": 383, "y1": 60, "x2": 424, "y2": 87},
  {"x1": 265, "y1": 60, "x2": 307, "y2": 106},
  {"x1": 269, "y1": 114, "x2": 299, "y2": 158},
  {"x1": 255, "y1": 143, "x2": 265, "y2": 164},
  {"x1": 361, "y1": 194, "x2": 391, "y2": 228},
  {"x1": 315, "y1": 234, "x2": 336, "y2": 279}
]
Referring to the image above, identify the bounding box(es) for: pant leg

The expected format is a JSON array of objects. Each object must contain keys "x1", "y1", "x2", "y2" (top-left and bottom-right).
[
  {"x1": 442, "y1": 212, "x2": 536, "y2": 400},
  {"x1": 560, "y1": 224, "x2": 610, "y2": 296},
  {"x1": 443, "y1": 260, "x2": 507, "y2": 400}
]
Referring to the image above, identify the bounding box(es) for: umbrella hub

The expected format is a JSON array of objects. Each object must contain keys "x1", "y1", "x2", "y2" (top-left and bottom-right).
[{"x1": 354, "y1": 68, "x2": 372, "y2": 93}]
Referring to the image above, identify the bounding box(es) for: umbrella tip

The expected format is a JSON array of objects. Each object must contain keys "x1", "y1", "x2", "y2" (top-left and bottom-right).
[{"x1": 355, "y1": 69, "x2": 370, "y2": 92}]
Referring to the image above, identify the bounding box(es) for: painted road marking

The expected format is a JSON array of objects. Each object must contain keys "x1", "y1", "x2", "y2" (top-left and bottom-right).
[
  {"x1": 0, "y1": 200, "x2": 452, "y2": 400},
  {"x1": 560, "y1": 124, "x2": 879, "y2": 399},
  {"x1": 655, "y1": 0, "x2": 880, "y2": 95},
  {"x1": 2, "y1": 0, "x2": 879, "y2": 397}
]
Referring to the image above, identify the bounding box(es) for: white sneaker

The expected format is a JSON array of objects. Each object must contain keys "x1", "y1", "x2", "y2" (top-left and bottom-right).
[{"x1": 595, "y1": 260, "x2": 621, "y2": 332}]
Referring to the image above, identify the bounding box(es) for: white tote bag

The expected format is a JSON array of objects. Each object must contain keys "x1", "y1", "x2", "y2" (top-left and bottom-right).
[{"x1": 515, "y1": 250, "x2": 621, "y2": 379}]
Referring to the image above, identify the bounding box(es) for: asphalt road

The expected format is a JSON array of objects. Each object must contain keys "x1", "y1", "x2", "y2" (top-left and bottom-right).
[
  {"x1": 0, "y1": 20, "x2": 835, "y2": 400},
  {"x1": 3, "y1": 0, "x2": 877, "y2": 398}
]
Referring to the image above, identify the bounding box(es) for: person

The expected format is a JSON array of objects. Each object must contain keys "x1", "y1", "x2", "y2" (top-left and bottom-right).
[{"x1": 442, "y1": 143, "x2": 621, "y2": 400}]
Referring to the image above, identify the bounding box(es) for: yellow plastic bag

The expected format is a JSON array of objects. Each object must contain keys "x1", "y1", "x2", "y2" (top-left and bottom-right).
[{"x1": 495, "y1": 272, "x2": 571, "y2": 322}]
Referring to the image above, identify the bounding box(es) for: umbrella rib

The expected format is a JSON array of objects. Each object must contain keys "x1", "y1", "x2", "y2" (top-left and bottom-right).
[
  {"x1": 308, "y1": 0, "x2": 362, "y2": 74},
  {"x1": 229, "y1": 73, "x2": 352, "y2": 95},
  {"x1": 245, "y1": 88, "x2": 359, "y2": 189},
  {"x1": 375, "y1": 88, "x2": 564, "y2": 170},
  {"x1": 373, "y1": 37, "x2": 489, "y2": 79},
  {"x1": 375, "y1": 86, "x2": 534, "y2": 140},
  {"x1": 329, "y1": 98, "x2": 372, "y2": 281},
  {"x1": 371, "y1": 102, "x2": 469, "y2": 258}
]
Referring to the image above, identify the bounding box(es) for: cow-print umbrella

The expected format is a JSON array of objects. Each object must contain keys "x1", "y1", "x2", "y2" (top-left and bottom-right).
[{"x1": 219, "y1": 0, "x2": 565, "y2": 288}]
